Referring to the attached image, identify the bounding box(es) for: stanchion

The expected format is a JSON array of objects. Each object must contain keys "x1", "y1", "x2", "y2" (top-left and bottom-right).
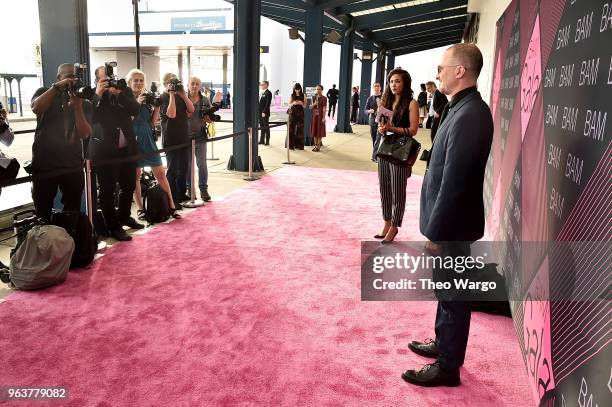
[
  {"x1": 85, "y1": 159, "x2": 94, "y2": 225},
  {"x1": 243, "y1": 127, "x2": 259, "y2": 181},
  {"x1": 183, "y1": 139, "x2": 205, "y2": 208},
  {"x1": 282, "y1": 122, "x2": 295, "y2": 165}
]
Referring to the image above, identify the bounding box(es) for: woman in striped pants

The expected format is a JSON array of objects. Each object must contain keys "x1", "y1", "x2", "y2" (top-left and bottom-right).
[{"x1": 375, "y1": 68, "x2": 419, "y2": 243}]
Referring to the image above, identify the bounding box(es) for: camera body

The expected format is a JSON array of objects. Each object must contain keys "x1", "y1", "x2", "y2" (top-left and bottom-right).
[
  {"x1": 142, "y1": 91, "x2": 162, "y2": 107},
  {"x1": 105, "y1": 62, "x2": 127, "y2": 91},
  {"x1": 201, "y1": 104, "x2": 221, "y2": 122},
  {"x1": 70, "y1": 63, "x2": 95, "y2": 100},
  {"x1": 168, "y1": 77, "x2": 183, "y2": 93}
]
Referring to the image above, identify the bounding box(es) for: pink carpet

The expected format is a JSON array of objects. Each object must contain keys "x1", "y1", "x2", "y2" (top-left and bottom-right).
[{"x1": 0, "y1": 167, "x2": 533, "y2": 406}]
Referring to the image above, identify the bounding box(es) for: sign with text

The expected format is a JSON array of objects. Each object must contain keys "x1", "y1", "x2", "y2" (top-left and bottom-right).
[{"x1": 171, "y1": 16, "x2": 226, "y2": 31}]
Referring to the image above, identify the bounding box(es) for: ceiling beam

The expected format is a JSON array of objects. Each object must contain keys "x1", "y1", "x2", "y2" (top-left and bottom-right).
[
  {"x1": 388, "y1": 35, "x2": 461, "y2": 53},
  {"x1": 315, "y1": 0, "x2": 356, "y2": 9},
  {"x1": 354, "y1": 0, "x2": 467, "y2": 31},
  {"x1": 394, "y1": 38, "x2": 459, "y2": 56},
  {"x1": 335, "y1": 0, "x2": 405, "y2": 15},
  {"x1": 369, "y1": 16, "x2": 467, "y2": 42},
  {"x1": 385, "y1": 31, "x2": 462, "y2": 50}
]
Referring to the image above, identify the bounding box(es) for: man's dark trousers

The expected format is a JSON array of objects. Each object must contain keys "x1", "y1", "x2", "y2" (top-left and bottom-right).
[
  {"x1": 32, "y1": 172, "x2": 84, "y2": 222},
  {"x1": 166, "y1": 146, "x2": 189, "y2": 203},
  {"x1": 96, "y1": 149, "x2": 137, "y2": 230},
  {"x1": 328, "y1": 102, "x2": 337, "y2": 118},
  {"x1": 259, "y1": 114, "x2": 270, "y2": 144},
  {"x1": 433, "y1": 241, "x2": 472, "y2": 370}
]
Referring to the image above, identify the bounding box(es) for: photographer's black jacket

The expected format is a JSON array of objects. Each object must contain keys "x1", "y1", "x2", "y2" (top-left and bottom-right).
[
  {"x1": 160, "y1": 93, "x2": 189, "y2": 148},
  {"x1": 258, "y1": 89, "x2": 272, "y2": 116},
  {"x1": 30, "y1": 87, "x2": 93, "y2": 173},
  {"x1": 90, "y1": 90, "x2": 140, "y2": 160}
]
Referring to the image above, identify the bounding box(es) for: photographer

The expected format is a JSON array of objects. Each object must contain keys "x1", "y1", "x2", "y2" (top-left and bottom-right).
[
  {"x1": 186, "y1": 76, "x2": 213, "y2": 202},
  {"x1": 126, "y1": 69, "x2": 181, "y2": 219},
  {"x1": 90, "y1": 64, "x2": 142, "y2": 241},
  {"x1": 30, "y1": 63, "x2": 93, "y2": 221},
  {"x1": 160, "y1": 73, "x2": 194, "y2": 204}
]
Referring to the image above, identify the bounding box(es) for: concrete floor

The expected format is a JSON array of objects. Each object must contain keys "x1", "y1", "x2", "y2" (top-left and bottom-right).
[{"x1": 0, "y1": 114, "x2": 432, "y2": 299}]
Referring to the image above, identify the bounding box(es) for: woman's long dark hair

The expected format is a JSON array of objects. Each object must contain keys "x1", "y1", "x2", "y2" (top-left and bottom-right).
[
  {"x1": 291, "y1": 83, "x2": 304, "y2": 100},
  {"x1": 381, "y1": 68, "x2": 414, "y2": 124}
]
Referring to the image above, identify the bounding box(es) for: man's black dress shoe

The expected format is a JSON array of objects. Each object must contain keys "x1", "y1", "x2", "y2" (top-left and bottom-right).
[
  {"x1": 408, "y1": 339, "x2": 439, "y2": 358},
  {"x1": 121, "y1": 217, "x2": 145, "y2": 230},
  {"x1": 111, "y1": 228, "x2": 132, "y2": 242},
  {"x1": 401, "y1": 362, "x2": 460, "y2": 387}
]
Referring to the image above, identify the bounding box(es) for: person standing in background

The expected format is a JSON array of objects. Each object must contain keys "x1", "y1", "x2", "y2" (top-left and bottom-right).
[
  {"x1": 417, "y1": 83, "x2": 428, "y2": 128},
  {"x1": 350, "y1": 87, "x2": 359, "y2": 123},
  {"x1": 365, "y1": 82, "x2": 383, "y2": 161},
  {"x1": 258, "y1": 81, "x2": 273, "y2": 145},
  {"x1": 326, "y1": 84, "x2": 339, "y2": 118},
  {"x1": 426, "y1": 81, "x2": 448, "y2": 142},
  {"x1": 287, "y1": 83, "x2": 306, "y2": 150},
  {"x1": 187, "y1": 76, "x2": 213, "y2": 202},
  {"x1": 308, "y1": 84, "x2": 326, "y2": 152}
]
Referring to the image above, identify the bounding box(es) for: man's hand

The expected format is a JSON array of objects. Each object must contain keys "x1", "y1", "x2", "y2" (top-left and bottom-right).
[
  {"x1": 434, "y1": 112, "x2": 440, "y2": 119},
  {"x1": 424, "y1": 241, "x2": 443, "y2": 256},
  {"x1": 95, "y1": 78, "x2": 110, "y2": 97},
  {"x1": 68, "y1": 94, "x2": 83, "y2": 111},
  {"x1": 202, "y1": 115, "x2": 213, "y2": 124},
  {"x1": 261, "y1": 112, "x2": 266, "y2": 118},
  {"x1": 368, "y1": 109, "x2": 375, "y2": 114},
  {"x1": 137, "y1": 93, "x2": 146, "y2": 105},
  {"x1": 53, "y1": 77, "x2": 76, "y2": 92}
]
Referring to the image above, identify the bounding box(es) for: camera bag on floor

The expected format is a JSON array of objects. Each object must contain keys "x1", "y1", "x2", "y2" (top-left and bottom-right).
[
  {"x1": 8, "y1": 225, "x2": 74, "y2": 290},
  {"x1": 51, "y1": 211, "x2": 97, "y2": 268},
  {"x1": 140, "y1": 171, "x2": 170, "y2": 224}
]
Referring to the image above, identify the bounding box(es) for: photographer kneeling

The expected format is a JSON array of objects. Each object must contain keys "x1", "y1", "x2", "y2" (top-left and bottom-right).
[
  {"x1": 160, "y1": 73, "x2": 194, "y2": 205},
  {"x1": 30, "y1": 63, "x2": 93, "y2": 222},
  {"x1": 187, "y1": 76, "x2": 214, "y2": 202},
  {"x1": 90, "y1": 65, "x2": 142, "y2": 241}
]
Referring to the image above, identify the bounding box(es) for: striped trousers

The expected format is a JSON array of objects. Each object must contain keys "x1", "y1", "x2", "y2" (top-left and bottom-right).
[{"x1": 378, "y1": 158, "x2": 410, "y2": 227}]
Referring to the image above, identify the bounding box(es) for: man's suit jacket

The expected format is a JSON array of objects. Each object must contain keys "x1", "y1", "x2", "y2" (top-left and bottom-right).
[
  {"x1": 420, "y1": 90, "x2": 493, "y2": 242},
  {"x1": 259, "y1": 89, "x2": 272, "y2": 116},
  {"x1": 430, "y1": 89, "x2": 448, "y2": 141}
]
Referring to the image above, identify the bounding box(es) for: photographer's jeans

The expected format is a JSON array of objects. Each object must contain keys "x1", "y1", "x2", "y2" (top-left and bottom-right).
[
  {"x1": 185, "y1": 137, "x2": 208, "y2": 193},
  {"x1": 166, "y1": 146, "x2": 189, "y2": 202}
]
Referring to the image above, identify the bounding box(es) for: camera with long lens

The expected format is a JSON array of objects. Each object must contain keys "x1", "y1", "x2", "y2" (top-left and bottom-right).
[
  {"x1": 105, "y1": 62, "x2": 127, "y2": 91},
  {"x1": 201, "y1": 105, "x2": 221, "y2": 122},
  {"x1": 69, "y1": 63, "x2": 95, "y2": 100},
  {"x1": 168, "y1": 77, "x2": 183, "y2": 93},
  {"x1": 142, "y1": 82, "x2": 161, "y2": 107}
]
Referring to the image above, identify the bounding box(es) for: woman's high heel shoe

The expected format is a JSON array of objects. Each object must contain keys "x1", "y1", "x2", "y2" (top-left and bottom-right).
[
  {"x1": 381, "y1": 228, "x2": 398, "y2": 244},
  {"x1": 170, "y1": 208, "x2": 182, "y2": 219}
]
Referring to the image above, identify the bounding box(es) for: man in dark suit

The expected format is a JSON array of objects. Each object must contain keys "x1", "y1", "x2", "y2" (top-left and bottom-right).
[
  {"x1": 402, "y1": 43, "x2": 493, "y2": 387},
  {"x1": 426, "y1": 81, "x2": 448, "y2": 143},
  {"x1": 326, "y1": 84, "x2": 339, "y2": 118},
  {"x1": 258, "y1": 80, "x2": 273, "y2": 145}
]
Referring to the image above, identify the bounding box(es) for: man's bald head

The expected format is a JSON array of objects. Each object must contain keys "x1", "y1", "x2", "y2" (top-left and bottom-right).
[
  {"x1": 56, "y1": 63, "x2": 75, "y2": 80},
  {"x1": 447, "y1": 43, "x2": 483, "y2": 79}
]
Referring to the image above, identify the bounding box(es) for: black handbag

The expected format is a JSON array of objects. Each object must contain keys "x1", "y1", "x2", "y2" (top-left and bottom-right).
[{"x1": 376, "y1": 133, "x2": 421, "y2": 167}]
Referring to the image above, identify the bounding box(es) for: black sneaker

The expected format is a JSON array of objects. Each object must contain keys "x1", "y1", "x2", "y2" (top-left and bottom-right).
[
  {"x1": 111, "y1": 228, "x2": 132, "y2": 241},
  {"x1": 121, "y1": 217, "x2": 145, "y2": 230},
  {"x1": 200, "y1": 189, "x2": 211, "y2": 202}
]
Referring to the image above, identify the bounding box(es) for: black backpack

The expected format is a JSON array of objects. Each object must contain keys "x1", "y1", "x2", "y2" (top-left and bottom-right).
[
  {"x1": 51, "y1": 211, "x2": 97, "y2": 268},
  {"x1": 140, "y1": 171, "x2": 170, "y2": 224}
]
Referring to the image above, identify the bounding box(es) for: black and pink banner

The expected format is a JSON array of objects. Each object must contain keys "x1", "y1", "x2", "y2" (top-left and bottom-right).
[{"x1": 486, "y1": 0, "x2": 610, "y2": 405}]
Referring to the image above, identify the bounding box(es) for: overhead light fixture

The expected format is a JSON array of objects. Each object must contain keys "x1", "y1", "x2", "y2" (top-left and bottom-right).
[
  {"x1": 324, "y1": 30, "x2": 342, "y2": 44},
  {"x1": 288, "y1": 28, "x2": 304, "y2": 42},
  {"x1": 362, "y1": 51, "x2": 373, "y2": 60}
]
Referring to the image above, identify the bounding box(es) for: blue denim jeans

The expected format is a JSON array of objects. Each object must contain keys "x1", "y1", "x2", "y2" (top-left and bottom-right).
[{"x1": 186, "y1": 138, "x2": 208, "y2": 192}]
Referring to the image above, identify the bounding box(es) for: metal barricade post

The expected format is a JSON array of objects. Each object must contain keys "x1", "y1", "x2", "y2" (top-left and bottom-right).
[
  {"x1": 243, "y1": 127, "x2": 259, "y2": 181},
  {"x1": 85, "y1": 159, "x2": 94, "y2": 224},
  {"x1": 282, "y1": 121, "x2": 295, "y2": 165},
  {"x1": 207, "y1": 123, "x2": 219, "y2": 161},
  {"x1": 183, "y1": 139, "x2": 205, "y2": 208}
]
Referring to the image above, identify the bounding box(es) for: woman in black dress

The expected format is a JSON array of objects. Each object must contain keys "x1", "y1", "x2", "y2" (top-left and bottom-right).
[
  {"x1": 375, "y1": 68, "x2": 419, "y2": 243},
  {"x1": 288, "y1": 83, "x2": 306, "y2": 150}
]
